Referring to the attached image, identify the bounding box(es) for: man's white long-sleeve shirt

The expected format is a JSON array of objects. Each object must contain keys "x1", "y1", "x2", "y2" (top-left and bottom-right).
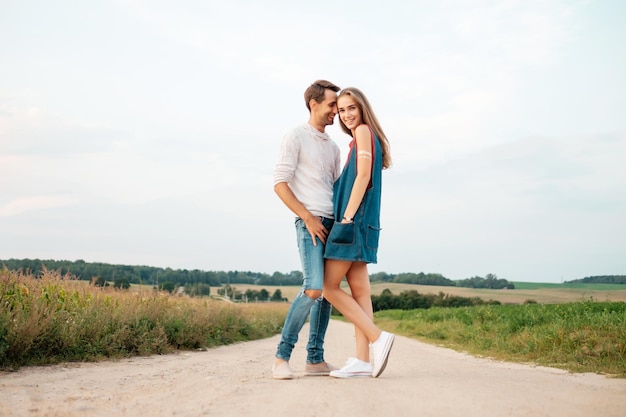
[{"x1": 273, "y1": 123, "x2": 341, "y2": 218}]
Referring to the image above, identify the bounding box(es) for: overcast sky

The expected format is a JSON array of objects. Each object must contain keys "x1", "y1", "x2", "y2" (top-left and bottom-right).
[{"x1": 1, "y1": 0, "x2": 625, "y2": 283}]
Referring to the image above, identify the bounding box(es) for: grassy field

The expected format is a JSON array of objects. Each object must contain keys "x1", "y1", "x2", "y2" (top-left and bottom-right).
[
  {"x1": 0, "y1": 269, "x2": 288, "y2": 369},
  {"x1": 221, "y1": 281, "x2": 626, "y2": 305},
  {"x1": 374, "y1": 302, "x2": 626, "y2": 377},
  {"x1": 4, "y1": 272, "x2": 625, "y2": 375},
  {"x1": 513, "y1": 281, "x2": 626, "y2": 291}
]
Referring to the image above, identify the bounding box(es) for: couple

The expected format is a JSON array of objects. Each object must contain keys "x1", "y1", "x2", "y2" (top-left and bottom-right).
[{"x1": 272, "y1": 80, "x2": 394, "y2": 379}]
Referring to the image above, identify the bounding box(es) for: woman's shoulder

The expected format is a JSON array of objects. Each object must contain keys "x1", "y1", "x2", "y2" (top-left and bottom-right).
[
  {"x1": 355, "y1": 124, "x2": 375, "y2": 143},
  {"x1": 354, "y1": 124, "x2": 373, "y2": 139},
  {"x1": 355, "y1": 124, "x2": 371, "y2": 134}
]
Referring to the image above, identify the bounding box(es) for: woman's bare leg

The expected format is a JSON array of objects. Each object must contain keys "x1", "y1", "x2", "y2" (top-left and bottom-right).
[
  {"x1": 346, "y1": 262, "x2": 374, "y2": 362},
  {"x1": 323, "y1": 259, "x2": 381, "y2": 345}
]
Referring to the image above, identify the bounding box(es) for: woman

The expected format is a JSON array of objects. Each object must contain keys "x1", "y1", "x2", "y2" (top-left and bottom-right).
[{"x1": 323, "y1": 87, "x2": 394, "y2": 378}]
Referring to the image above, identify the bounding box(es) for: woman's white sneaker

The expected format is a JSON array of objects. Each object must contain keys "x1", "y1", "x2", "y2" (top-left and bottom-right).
[
  {"x1": 330, "y1": 358, "x2": 372, "y2": 378},
  {"x1": 371, "y1": 331, "x2": 394, "y2": 378}
]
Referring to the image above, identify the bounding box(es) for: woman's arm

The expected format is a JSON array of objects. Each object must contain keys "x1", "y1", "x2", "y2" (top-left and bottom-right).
[{"x1": 341, "y1": 124, "x2": 373, "y2": 223}]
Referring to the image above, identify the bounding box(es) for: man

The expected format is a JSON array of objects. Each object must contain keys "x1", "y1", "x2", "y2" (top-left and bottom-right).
[{"x1": 272, "y1": 80, "x2": 341, "y2": 379}]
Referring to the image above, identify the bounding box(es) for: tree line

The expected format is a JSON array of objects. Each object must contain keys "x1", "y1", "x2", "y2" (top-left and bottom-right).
[
  {"x1": 0, "y1": 258, "x2": 302, "y2": 288},
  {"x1": 370, "y1": 271, "x2": 515, "y2": 289},
  {"x1": 565, "y1": 275, "x2": 626, "y2": 285},
  {"x1": 455, "y1": 273, "x2": 515, "y2": 289},
  {"x1": 1, "y1": 258, "x2": 516, "y2": 290}
]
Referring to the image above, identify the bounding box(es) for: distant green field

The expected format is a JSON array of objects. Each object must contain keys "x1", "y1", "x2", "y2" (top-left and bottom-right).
[{"x1": 513, "y1": 282, "x2": 626, "y2": 291}]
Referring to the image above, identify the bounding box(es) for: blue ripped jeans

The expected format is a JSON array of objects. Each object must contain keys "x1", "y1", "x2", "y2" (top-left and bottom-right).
[{"x1": 275, "y1": 217, "x2": 333, "y2": 364}]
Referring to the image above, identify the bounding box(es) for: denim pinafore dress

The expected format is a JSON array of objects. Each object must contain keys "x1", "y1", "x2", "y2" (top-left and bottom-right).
[{"x1": 324, "y1": 126, "x2": 383, "y2": 264}]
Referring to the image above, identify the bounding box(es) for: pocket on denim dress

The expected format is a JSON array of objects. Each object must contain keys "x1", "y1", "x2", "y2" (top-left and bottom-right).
[
  {"x1": 328, "y1": 222, "x2": 355, "y2": 245},
  {"x1": 365, "y1": 225, "x2": 381, "y2": 250}
]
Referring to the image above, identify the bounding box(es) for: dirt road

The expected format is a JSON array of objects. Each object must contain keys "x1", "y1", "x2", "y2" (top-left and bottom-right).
[{"x1": 1, "y1": 320, "x2": 625, "y2": 417}]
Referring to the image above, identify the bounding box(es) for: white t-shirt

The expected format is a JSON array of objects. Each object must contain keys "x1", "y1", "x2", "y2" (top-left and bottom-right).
[{"x1": 273, "y1": 123, "x2": 341, "y2": 218}]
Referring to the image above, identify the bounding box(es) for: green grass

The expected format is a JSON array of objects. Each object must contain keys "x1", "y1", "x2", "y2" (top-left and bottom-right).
[{"x1": 375, "y1": 301, "x2": 626, "y2": 376}]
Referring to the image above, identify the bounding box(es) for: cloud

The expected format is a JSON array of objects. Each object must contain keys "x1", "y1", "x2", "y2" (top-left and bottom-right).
[
  {"x1": 354, "y1": 0, "x2": 581, "y2": 167},
  {"x1": 389, "y1": 132, "x2": 626, "y2": 219},
  {"x1": 376, "y1": 131, "x2": 626, "y2": 280},
  {"x1": 0, "y1": 195, "x2": 78, "y2": 217},
  {"x1": 0, "y1": 101, "x2": 131, "y2": 155},
  {"x1": 1, "y1": 0, "x2": 623, "y2": 281}
]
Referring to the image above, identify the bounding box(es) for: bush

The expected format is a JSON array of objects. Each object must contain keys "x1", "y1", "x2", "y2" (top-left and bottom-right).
[{"x1": 371, "y1": 289, "x2": 497, "y2": 312}]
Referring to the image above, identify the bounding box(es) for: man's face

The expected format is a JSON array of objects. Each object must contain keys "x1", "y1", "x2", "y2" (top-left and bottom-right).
[{"x1": 312, "y1": 89, "x2": 338, "y2": 127}]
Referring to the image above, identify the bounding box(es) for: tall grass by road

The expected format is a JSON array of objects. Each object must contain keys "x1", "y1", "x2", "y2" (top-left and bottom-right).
[
  {"x1": 0, "y1": 269, "x2": 288, "y2": 369},
  {"x1": 3, "y1": 268, "x2": 625, "y2": 376},
  {"x1": 376, "y1": 302, "x2": 626, "y2": 376}
]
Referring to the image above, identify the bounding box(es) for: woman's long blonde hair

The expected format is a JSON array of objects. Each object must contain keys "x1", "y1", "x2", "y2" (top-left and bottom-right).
[{"x1": 337, "y1": 87, "x2": 392, "y2": 169}]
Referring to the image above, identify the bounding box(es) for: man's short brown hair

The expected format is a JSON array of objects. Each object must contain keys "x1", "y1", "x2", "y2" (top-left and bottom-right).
[{"x1": 304, "y1": 80, "x2": 340, "y2": 111}]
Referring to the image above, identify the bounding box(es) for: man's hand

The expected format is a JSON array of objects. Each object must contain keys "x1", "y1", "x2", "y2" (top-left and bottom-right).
[
  {"x1": 304, "y1": 215, "x2": 328, "y2": 246},
  {"x1": 274, "y1": 183, "x2": 329, "y2": 246}
]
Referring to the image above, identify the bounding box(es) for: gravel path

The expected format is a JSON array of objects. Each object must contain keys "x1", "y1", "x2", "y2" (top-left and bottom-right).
[{"x1": 1, "y1": 320, "x2": 625, "y2": 417}]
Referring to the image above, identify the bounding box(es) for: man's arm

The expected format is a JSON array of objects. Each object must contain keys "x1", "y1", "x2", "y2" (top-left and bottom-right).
[{"x1": 274, "y1": 182, "x2": 328, "y2": 245}]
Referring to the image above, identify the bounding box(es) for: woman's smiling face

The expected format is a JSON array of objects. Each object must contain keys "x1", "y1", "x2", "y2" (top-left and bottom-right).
[{"x1": 337, "y1": 95, "x2": 362, "y2": 131}]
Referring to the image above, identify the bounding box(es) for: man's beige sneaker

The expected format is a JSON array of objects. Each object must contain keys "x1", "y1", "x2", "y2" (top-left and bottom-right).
[
  {"x1": 272, "y1": 361, "x2": 294, "y2": 380},
  {"x1": 304, "y1": 361, "x2": 337, "y2": 376}
]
